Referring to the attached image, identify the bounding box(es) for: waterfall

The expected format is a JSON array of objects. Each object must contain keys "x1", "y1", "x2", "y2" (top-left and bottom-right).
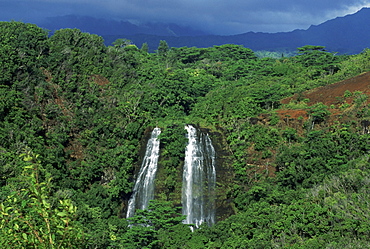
[
  {"x1": 126, "y1": 127, "x2": 161, "y2": 218},
  {"x1": 182, "y1": 125, "x2": 216, "y2": 229}
]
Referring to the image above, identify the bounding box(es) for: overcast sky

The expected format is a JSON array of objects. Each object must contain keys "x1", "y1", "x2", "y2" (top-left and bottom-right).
[{"x1": 1, "y1": 0, "x2": 370, "y2": 35}]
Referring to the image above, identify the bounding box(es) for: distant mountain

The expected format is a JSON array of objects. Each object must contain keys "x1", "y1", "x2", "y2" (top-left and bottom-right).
[
  {"x1": 39, "y1": 15, "x2": 208, "y2": 37},
  {"x1": 39, "y1": 8, "x2": 370, "y2": 54},
  {"x1": 104, "y1": 8, "x2": 370, "y2": 54}
]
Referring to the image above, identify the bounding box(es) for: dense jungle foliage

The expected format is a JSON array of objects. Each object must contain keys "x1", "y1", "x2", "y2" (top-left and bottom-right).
[{"x1": 1, "y1": 21, "x2": 370, "y2": 248}]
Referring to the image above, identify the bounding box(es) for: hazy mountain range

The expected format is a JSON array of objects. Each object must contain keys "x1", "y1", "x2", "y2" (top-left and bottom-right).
[
  {"x1": 38, "y1": 8, "x2": 370, "y2": 54},
  {"x1": 40, "y1": 15, "x2": 208, "y2": 37}
]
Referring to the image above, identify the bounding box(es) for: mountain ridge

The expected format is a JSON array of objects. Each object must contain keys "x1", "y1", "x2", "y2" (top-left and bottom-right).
[
  {"x1": 103, "y1": 8, "x2": 370, "y2": 54},
  {"x1": 39, "y1": 15, "x2": 208, "y2": 37},
  {"x1": 38, "y1": 8, "x2": 370, "y2": 54}
]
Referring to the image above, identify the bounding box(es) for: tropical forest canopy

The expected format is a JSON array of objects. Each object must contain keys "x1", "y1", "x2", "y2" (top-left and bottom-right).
[{"x1": 1, "y1": 21, "x2": 370, "y2": 248}]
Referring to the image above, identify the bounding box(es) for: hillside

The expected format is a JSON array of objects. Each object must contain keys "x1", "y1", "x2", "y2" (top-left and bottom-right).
[
  {"x1": 285, "y1": 71, "x2": 370, "y2": 106},
  {"x1": 1, "y1": 21, "x2": 370, "y2": 248},
  {"x1": 277, "y1": 72, "x2": 370, "y2": 132}
]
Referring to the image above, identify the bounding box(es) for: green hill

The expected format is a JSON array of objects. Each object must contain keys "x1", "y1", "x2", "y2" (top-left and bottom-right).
[{"x1": 1, "y1": 21, "x2": 370, "y2": 248}]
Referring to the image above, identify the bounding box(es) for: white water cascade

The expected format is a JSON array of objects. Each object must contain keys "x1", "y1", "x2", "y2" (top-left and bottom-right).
[
  {"x1": 126, "y1": 127, "x2": 161, "y2": 218},
  {"x1": 182, "y1": 125, "x2": 216, "y2": 229}
]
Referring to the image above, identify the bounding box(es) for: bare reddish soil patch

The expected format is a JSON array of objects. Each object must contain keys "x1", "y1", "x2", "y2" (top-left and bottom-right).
[
  {"x1": 276, "y1": 109, "x2": 309, "y2": 120},
  {"x1": 41, "y1": 68, "x2": 53, "y2": 82},
  {"x1": 277, "y1": 72, "x2": 370, "y2": 120},
  {"x1": 282, "y1": 72, "x2": 370, "y2": 106},
  {"x1": 90, "y1": 74, "x2": 109, "y2": 86}
]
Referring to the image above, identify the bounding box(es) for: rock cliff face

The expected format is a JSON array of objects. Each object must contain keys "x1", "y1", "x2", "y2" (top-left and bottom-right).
[{"x1": 200, "y1": 127, "x2": 235, "y2": 221}]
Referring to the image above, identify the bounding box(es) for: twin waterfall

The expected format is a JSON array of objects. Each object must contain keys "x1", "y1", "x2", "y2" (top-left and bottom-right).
[{"x1": 126, "y1": 125, "x2": 216, "y2": 228}]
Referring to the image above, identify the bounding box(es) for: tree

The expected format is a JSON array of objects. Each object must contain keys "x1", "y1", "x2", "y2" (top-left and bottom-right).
[
  {"x1": 0, "y1": 151, "x2": 85, "y2": 248},
  {"x1": 0, "y1": 21, "x2": 49, "y2": 90},
  {"x1": 308, "y1": 102, "x2": 331, "y2": 127},
  {"x1": 113, "y1": 38, "x2": 132, "y2": 48},
  {"x1": 157, "y1": 40, "x2": 169, "y2": 57},
  {"x1": 141, "y1": 42, "x2": 149, "y2": 53},
  {"x1": 295, "y1": 45, "x2": 341, "y2": 77},
  {"x1": 122, "y1": 200, "x2": 189, "y2": 248},
  {"x1": 207, "y1": 44, "x2": 257, "y2": 62}
]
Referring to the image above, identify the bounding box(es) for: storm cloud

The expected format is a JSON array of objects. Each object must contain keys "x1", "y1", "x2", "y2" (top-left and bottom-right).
[{"x1": 1, "y1": 0, "x2": 370, "y2": 34}]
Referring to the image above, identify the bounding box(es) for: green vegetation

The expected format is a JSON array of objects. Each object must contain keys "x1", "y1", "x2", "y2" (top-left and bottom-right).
[
  {"x1": 0, "y1": 151, "x2": 85, "y2": 248},
  {"x1": 1, "y1": 21, "x2": 370, "y2": 248}
]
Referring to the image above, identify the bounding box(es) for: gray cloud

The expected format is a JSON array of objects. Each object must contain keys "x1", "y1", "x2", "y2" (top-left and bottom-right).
[{"x1": 1, "y1": 0, "x2": 370, "y2": 34}]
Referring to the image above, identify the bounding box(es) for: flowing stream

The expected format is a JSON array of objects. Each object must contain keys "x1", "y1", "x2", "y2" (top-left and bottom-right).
[
  {"x1": 182, "y1": 125, "x2": 216, "y2": 229},
  {"x1": 126, "y1": 127, "x2": 161, "y2": 218}
]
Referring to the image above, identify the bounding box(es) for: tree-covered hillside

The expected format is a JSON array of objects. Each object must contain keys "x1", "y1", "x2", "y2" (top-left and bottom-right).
[{"x1": 1, "y1": 21, "x2": 370, "y2": 248}]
